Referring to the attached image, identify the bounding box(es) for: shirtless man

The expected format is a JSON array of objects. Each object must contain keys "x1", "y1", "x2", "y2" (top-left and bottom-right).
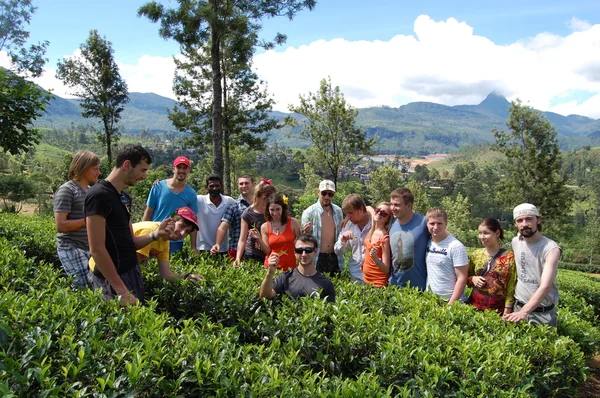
[{"x1": 301, "y1": 180, "x2": 344, "y2": 275}]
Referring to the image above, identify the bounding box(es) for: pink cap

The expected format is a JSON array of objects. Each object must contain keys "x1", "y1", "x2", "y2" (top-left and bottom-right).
[
  {"x1": 176, "y1": 207, "x2": 199, "y2": 231},
  {"x1": 173, "y1": 156, "x2": 191, "y2": 168}
]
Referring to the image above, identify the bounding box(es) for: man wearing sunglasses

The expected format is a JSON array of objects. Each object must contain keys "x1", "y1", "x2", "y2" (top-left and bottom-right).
[
  {"x1": 259, "y1": 234, "x2": 335, "y2": 302},
  {"x1": 301, "y1": 180, "x2": 344, "y2": 275}
]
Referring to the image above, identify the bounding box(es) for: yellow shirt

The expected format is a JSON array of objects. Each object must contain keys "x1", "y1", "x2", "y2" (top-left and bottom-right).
[{"x1": 89, "y1": 222, "x2": 168, "y2": 272}]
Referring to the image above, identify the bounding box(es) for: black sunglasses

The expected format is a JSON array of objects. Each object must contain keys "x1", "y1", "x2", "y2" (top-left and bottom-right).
[
  {"x1": 320, "y1": 191, "x2": 334, "y2": 198},
  {"x1": 294, "y1": 247, "x2": 316, "y2": 254},
  {"x1": 375, "y1": 207, "x2": 389, "y2": 218}
]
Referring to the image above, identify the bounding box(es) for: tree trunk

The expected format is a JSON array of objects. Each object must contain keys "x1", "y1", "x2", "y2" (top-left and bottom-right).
[
  {"x1": 104, "y1": 118, "x2": 112, "y2": 166},
  {"x1": 222, "y1": 55, "x2": 231, "y2": 195},
  {"x1": 210, "y1": 7, "x2": 224, "y2": 178}
]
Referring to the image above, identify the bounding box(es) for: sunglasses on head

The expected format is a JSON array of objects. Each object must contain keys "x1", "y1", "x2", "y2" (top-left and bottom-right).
[
  {"x1": 320, "y1": 191, "x2": 334, "y2": 198},
  {"x1": 375, "y1": 207, "x2": 389, "y2": 217},
  {"x1": 294, "y1": 247, "x2": 316, "y2": 254}
]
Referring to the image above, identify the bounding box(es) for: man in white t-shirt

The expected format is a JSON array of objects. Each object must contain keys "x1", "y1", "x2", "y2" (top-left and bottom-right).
[
  {"x1": 503, "y1": 203, "x2": 561, "y2": 326},
  {"x1": 195, "y1": 174, "x2": 233, "y2": 254},
  {"x1": 425, "y1": 207, "x2": 468, "y2": 304}
]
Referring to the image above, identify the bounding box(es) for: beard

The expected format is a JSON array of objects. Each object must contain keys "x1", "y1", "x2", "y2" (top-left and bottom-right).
[
  {"x1": 519, "y1": 226, "x2": 537, "y2": 238},
  {"x1": 208, "y1": 189, "x2": 221, "y2": 197}
]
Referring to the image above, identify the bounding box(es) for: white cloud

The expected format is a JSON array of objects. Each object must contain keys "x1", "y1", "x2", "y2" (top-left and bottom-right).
[{"x1": 24, "y1": 15, "x2": 600, "y2": 119}]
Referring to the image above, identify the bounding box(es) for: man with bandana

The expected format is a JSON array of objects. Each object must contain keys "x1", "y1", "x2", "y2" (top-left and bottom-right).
[
  {"x1": 503, "y1": 203, "x2": 561, "y2": 326},
  {"x1": 195, "y1": 174, "x2": 234, "y2": 254}
]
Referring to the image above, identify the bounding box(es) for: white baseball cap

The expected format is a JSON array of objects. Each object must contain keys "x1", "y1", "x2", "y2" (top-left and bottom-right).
[
  {"x1": 318, "y1": 180, "x2": 336, "y2": 192},
  {"x1": 513, "y1": 203, "x2": 540, "y2": 219}
]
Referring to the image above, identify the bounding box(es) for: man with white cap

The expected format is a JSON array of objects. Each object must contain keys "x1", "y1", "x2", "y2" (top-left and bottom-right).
[
  {"x1": 503, "y1": 203, "x2": 561, "y2": 326},
  {"x1": 143, "y1": 156, "x2": 199, "y2": 253},
  {"x1": 301, "y1": 180, "x2": 344, "y2": 275}
]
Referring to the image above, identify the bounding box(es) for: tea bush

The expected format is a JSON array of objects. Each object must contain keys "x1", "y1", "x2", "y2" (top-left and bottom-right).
[
  {"x1": 559, "y1": 261, "x2": 600, "y2": 274},
  {"x1": 1, "y1": 215, "x2": 599, "y2": 397}
]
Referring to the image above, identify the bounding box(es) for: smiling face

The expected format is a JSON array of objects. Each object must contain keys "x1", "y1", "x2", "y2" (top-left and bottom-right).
[
  {"x1": 173, "y1": 164, "x2": 190, "y2": 182},
  {"x1": 478, "y1": 224, "x2": 500, "y2": 248},
  {"x1": 295, "y1": 240, "x2": 317, "y2": 266},
  {"x1": 268, "y1": 203, "x2": 282, "y2": 221},
  {"x1": 169, "y1": 220, "x2": 193, "y2": 241},
  {"x1": 374, "y1": 204, "x2": 391, "y2": 226},
  {"x1": 125, "y1": 159, "x2": 149, "y2": 186},
  {"x1": 238, "y1": 177, "x2": 255, "y2": 196},
  {"x1": 390, "y1": 197, "x2": 412, "y2": 220}
]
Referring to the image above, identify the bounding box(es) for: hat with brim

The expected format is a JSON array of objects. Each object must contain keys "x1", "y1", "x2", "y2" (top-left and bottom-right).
[
  {"x1": 177, "y1": 206, "x2": 199, "y2": 231},
  {"x1": 318, "y1": 180, "x2": 336, "y2": 193}
]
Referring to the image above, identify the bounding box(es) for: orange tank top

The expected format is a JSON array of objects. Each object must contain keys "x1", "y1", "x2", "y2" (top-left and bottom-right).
[
  {"x1": 362, "y1": 234, "x2": 389, "y2": 287},
  {"x1": 263, "y1": 220, "x2": 297, "y2": 271}
]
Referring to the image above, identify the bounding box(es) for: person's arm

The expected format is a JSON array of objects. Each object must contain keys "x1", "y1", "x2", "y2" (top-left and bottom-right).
[
  {"x1": 301, "y1": 207, "x2": 313, "y2": 234},
  {"x1": 234, "y1": 218, "x2": 250, "y2": 267},
  {"x1": 259, "y1": 254, "x2": 279, "y2": 299},
  {"x1": 334, "y1": 225, "x2": 352, "y2": 256},
  {"x1": 256, "y1": 222, "x2": 271, "y2": 255},
  {"x1": 210, "y1": 221, "x2": 231, "y2": 254},
  {"x1": 291, "y1": 217, "x2": 301, "y2": 238},
  {"x1": 156, "y1": 259, "x2": 202, "y2": 282},
  {"x1": 448, "y1": 265, "x2": 468, "y2": 305},
  {"x1": 467, "y1": 252, "x2": 486, "y2": 289},
  {"x1": 504, "y1": 247, "x2": 561, "y2": 322},
  {"x1": 503, "y1": 254, "x2": 517, "y2": 315},
  {"x1": 189, "y1": 230, "x2": 198, "y2": 252},
  {"x1": 133, "y1": 218, "x2": 174, "y2": 250},
  {"x1": 87, "y1": 215, "x2": 136, "y2": 306},
  {"x1": 370, "y1": 236, "x2": 391, "y2": 274},
  {"x1": 54, "y1": 212, "x2": 86, "y2": 233},
  {"x1": 142, "y1": 206, "x2": 154, "y2": 222}
]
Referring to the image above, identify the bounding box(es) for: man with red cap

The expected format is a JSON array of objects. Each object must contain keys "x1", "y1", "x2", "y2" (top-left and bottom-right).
[{"x1": 143, "y1": 156, "x2": 198, "y2": 253}]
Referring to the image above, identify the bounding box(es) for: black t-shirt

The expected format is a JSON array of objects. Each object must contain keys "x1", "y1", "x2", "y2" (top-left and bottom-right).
[
  {"x1": 84, "y1": 180, "x2": 137, "y2": 277},
  {"x1": 273, "y1": 268, "x2": 336, "y2": 302}
]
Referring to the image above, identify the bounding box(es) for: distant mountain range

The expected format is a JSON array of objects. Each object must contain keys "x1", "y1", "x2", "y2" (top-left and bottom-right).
[{"x1": 37, "y1": 91, "x2": 600, "y2": 156}]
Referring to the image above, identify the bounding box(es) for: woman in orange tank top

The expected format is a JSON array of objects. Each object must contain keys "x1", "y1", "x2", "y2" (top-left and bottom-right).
[
  {"x1": 256, "y1": 193, "x2": 301, "y2": 271},
  {"x1": 362, "y1": 202, "x2": 393, "y2": 287}
]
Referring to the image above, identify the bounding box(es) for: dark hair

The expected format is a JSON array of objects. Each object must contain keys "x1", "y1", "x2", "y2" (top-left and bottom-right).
[
  {"x1": 238, "y1": 174, "x2": 254, "y2": 183},
  {"x1": 206, "y1": 174, "x2": 222, "y2": 187},
  {"x1": 480, "y1": 217, "x2": 504, "y2": 240},
  {"x1": 390, "y1": 187, "x2": 414, "y2": 205},
  {"x1": 341, "y1": 194, "x2": 366, "y2": 213},
  {"x1": 266, "y1": 193, "x2": 289, "y2": 225},
  {"x1": 172, "y1": 214, "x2": 198, "y2": 231},
  {"x1": 116, "y1": 145, "x2": 152, "y2": 168},
  {"x1": 294, "y1": 234, "x2": 318, "y2": 249}
]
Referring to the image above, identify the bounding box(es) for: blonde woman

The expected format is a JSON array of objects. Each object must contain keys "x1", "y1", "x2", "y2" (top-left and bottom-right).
[
  {"x1": 54, "y1": 151, "x2": 101, "y2": 288},
  {"x1": 233, "y1": 179, "x2": 276, "y2": 267},
  {"x1": 362, "y1": 202, "x2": 393, "y2": 287}
]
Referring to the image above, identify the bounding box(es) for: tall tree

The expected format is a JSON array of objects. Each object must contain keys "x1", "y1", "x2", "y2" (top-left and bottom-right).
[
  {"x1": 287, "y1": 77, "x2": 375, "y2": 185},
  {"x1": 0, "y1": 0, "x2": 50, "y2": 154},
  {"x1": 492, "y1": 100, "x2": 571, "y2": 232},
  {"x1": 139, "y1": 0, "x2": 315, "y2": 181},
  {"x1": 366, "y1": 164, "x2": 404, "y2": 205},
  {"x1": 56, "y1": 30, "x2": 129, "y2": 165}
]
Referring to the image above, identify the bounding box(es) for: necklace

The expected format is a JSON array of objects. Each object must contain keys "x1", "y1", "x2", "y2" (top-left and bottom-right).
[{"x1": 271, "y1": 221, "x2": 283, "y2": 235}]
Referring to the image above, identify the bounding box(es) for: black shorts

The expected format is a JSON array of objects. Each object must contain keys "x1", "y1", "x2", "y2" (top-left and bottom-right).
[
  {"x1": 317, "y1": 252, "x2": 340, "y2": 275},
  {"x1": 90, "y1": 264, "x2": 145, "y2": 302}
]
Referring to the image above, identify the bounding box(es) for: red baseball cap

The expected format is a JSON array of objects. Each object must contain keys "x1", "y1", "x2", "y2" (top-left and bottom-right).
[
  {"x1": 173, "y1": 156, "x2": 191, "y2": 168},
  {"x1": 176, "y1": 207, "x2": 199, "y2": 231}
]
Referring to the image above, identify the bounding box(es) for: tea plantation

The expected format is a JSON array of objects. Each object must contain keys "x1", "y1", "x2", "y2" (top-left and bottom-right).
[{"x1": 1, "y1": 213, "x2": 599, "y2": 397}]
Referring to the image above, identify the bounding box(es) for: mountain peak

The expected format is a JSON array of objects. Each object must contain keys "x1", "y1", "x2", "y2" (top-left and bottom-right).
[{"x1": 476, "y1": 92, "x2": 510, "y2": 118}]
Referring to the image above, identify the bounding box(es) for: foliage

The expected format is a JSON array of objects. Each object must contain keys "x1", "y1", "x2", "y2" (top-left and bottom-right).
[
  {"x1": 0, "y1": 0, "x2": 48, "y2": 78},
  {"x1": 366, "y1": 164, "x2": 404, "y2": 205},
  {"x1": 0, "y1": 215, "x2": 599, "y2": 396},
  {"x1": 139, "y1": 0, "x2": 315, "y2": 182},
  {"x1": 559, "y1": 261, "x2": 600, "y2": 274},
  {"x1": 0, "y1": 173, "x2": 35, "y2": 212},
  {"x1": 441, "y1": 193, "x2": 478, "y2": 246},
  {"x1": 56, "y1": 30, "x2": 129, "y2": 165},
  {"x1": 287, "y1": 77, "x2": 376, "y2": 185},
  {"x1": 492, "y1": 100, "x2": 571, "y2": 236},
  {"x1": 405, "y1": 180, "x2": 431, "y2": 215},
  {"x1": 0, "y1": 69, "x2": 50, "y2": 154}
]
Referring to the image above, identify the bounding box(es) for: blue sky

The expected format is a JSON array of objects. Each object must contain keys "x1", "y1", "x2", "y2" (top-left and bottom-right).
[{"x1": 9, "y1": 0, "x2": 600, "y2": 117}]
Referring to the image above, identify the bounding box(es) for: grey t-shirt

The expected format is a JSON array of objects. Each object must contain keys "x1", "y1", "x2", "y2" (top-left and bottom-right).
[
  {"x1": 273, "y1": 268, "x2": 336, "y2": 302},
  {"x1": 512, "y1": 235, "x2": 560, "y2": 307},
  {"x1": 54, "y1": 180, "x2": 89, "y2": 250},
  {"x1": 242, "y1": 206, "x2": 266, "y2": 259}
]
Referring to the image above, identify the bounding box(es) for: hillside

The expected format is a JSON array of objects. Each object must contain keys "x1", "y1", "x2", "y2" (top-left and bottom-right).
[{"x1": 36, "y1": 91, "x2": 600, "y2": 156}]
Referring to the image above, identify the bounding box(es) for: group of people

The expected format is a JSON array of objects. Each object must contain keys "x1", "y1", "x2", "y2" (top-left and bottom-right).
[{"x1": 54, "y1": 145, "x2": 561, "y2": 326}]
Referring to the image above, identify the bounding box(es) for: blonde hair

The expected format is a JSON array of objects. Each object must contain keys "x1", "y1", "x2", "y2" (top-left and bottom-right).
[
  {"x1": 367, "y1": 202, "x2": 393, "y2": 240},
  {"x1": 69, "y1": 151, "x2": 100, "y2": 180},
  {"x1": 426, "y1": 207, "x2": 447, "y2": 222},
  {"x1": 252, "y1": 180, "x2": 276, "y2": 206}
]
